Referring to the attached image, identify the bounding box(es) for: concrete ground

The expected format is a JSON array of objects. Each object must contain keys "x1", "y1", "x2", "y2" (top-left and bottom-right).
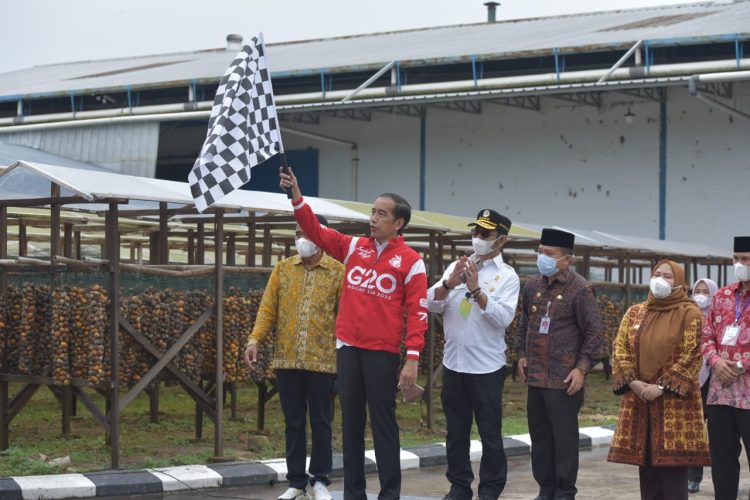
[{"x1": 110, "y1": 446, "x2": 750, "y2": 500}]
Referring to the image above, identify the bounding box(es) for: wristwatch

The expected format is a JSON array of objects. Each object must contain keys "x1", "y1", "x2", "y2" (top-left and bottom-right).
[
  {"x1": 737, "y1": 360, "x2": 746, "y2": 374},
  {"x1": 656, "y1": 384, "x2": 665, "y2": 391},
  {"x1": 442, "y1": 279, "x2": 452, "y2": 291}
]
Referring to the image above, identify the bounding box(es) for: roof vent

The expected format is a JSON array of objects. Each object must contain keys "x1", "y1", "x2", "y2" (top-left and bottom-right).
[
  {"x1": 226, "y1": 34, "x2": 243, "y2": 51},
  {"x1": 484, "y1": 2, "x2": 500, "y2": 22}
]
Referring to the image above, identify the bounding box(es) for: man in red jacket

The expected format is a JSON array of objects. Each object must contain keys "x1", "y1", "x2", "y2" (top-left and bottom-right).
[{"x1": 280, "y1": 167, "x2": 428, "y2": 500}]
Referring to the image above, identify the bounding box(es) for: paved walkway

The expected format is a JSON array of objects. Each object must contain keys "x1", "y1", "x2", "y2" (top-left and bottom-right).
[
  {"x1": 110, "y1": 446, "x2": 749, "y2": 500},
  {"x1": 4, "y1": 426, "x2": 749, "y2": 499}
]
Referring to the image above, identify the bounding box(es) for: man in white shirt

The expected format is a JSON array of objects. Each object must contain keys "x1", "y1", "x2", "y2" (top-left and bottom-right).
[{"x1": 427, "y1": 209, "x2": 520, "y2": 500}]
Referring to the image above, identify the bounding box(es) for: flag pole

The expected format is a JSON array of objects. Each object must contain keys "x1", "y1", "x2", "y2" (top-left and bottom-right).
[{"x1": 279, "y1": 153, "x2": 293, "y2": 199}]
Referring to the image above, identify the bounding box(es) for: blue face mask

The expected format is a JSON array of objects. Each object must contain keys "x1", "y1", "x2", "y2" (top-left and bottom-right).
[{"x1": 537, "y1": 253, "x2": 560, "y2": 277}]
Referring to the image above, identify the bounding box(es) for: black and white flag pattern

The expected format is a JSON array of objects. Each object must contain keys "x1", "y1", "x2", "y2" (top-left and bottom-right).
[{"x1": 189, "y1": 33, "x2": 282, "y2": 212}]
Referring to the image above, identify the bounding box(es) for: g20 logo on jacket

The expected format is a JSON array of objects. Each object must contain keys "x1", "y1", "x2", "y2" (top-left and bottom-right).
[{"x1": 347, "y1": 266, "x2": 398, "y2": 296}]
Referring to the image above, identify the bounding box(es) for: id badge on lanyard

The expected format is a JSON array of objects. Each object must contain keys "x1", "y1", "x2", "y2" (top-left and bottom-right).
[
  {"x1": 721, "y1": 294, "x2": 750, "y2": 347},
  {"x1": 721, "y1": 325, "x2": 740, "y2": 346},
  {"x1": 539, "y1": 301, "x2": 552, "y2": 334}
]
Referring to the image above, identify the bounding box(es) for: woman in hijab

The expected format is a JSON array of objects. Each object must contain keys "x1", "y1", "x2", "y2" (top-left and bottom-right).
[
  {"x1": 686, "y1": 278, "x2": 718, "y2": 494},
  {"x1": 608, "y1": 260, "x2": 710, "y2": 500}
]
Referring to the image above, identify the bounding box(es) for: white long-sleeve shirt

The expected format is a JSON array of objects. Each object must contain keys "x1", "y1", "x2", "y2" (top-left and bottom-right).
[{"x1": 427, "y1": 253, "x2": 520, "y2": 374}]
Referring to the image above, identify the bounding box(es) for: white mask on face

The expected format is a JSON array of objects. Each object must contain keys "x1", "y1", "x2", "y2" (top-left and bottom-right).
[
  {"x1": 735, "y1": 262, "x2": 750, "y2": 282},
  {"x1": 471, "y1": 237, "x2": 499, "y2": 256},
  {"x1": 650, "y1": 277, "x2": 677, "y2": 299},
  {"x1": 693, "y1": 294, "x2": 711, "y2": 310},
  {"x1": 295, "y1": 238, "x2": 319, "y2": 258}
]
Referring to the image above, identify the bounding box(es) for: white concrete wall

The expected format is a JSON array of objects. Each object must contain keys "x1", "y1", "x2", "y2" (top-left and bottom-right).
[
  {"x1": 282, "y1": 111, "x2": 421, "y2": 203},
  {"x1": 280, "y1": 83, "x2": 750, "y2": 249},
  {"x1": 666, "y1": 85, "x2": 750, "y2": 248}
]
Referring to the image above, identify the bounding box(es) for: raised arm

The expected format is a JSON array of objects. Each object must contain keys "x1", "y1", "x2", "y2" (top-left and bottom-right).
[{"x1": 280, "y1": 166, "x2": 353, "y2": 262}]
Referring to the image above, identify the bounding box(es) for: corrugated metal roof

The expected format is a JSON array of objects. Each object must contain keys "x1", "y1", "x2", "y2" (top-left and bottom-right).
[
  {"x1": 519, "y1": 223, "x2": 732, "y2": 259},
  {"x1": 0, "y1": 161, "x2": 371, "y2": 222},
  {"x1": 0, "y1": 143, "x2": 114, "y2": 171},
  {"x1": 1, "y1": 1, "x2": 749, "y2": 99},
  {"x1": 0, "y1": 162, "x2": 732, "y2": 259}
]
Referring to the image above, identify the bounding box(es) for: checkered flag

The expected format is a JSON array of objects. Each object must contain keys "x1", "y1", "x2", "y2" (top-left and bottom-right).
[{"x1": 189, "y1": 33, "x2": 283, "y2": 212}]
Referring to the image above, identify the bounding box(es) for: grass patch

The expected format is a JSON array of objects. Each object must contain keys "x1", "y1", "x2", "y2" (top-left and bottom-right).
[{"x1": 0, "y1": 369, "x2": 620, "y2": 476}]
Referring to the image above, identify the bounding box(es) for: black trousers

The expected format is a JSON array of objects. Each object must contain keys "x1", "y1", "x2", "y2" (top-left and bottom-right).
[
  {"x1": 639, "y1": 417, "x2": 688, "y2": 500},
  {"x1": 441, "y1": 366, "x2": 507, "y2": 500},
  {"x1": 707, "y1": 404, "x2": 750, "y2": 500},
  {"x1": 638, "y1": 465, "x2": 688, "y2": 500},
  {"x1": 275, "y1": 369, "x2": 335, "y2": 489},
  {"x1": 527, "y1": 386, "x2": 584, "y2": 499},
  {"x1": 337, "y1": 346, "x2": 401, "y2": 500}
]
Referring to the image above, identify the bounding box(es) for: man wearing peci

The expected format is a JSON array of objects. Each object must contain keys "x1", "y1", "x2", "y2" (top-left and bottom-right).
[
  {"x1": 280, "y1": 166, "x2": 429, "y2": 500},
  {"x1": 427, "y1": 209, "x2": 520, "y2": 500},
  {"x1": 515, "y1": 228, "x2": 603, "y2": 500},
  {"x1": 701, "y1": 236, "x2": 750, "y2": 500}
]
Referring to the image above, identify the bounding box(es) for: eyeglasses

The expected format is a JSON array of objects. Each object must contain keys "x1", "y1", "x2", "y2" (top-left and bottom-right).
[{"x1": 471, "y1": 227, "x2": 493, "y2": 238}]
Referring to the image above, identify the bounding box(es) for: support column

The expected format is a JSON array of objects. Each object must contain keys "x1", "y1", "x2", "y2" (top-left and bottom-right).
[
  {"x1": 419, "y1": 108, "x2": 427, "y2": 211},
  {"x1": 196, "y1": 223, "x2": 205, "y2": 265},
  {"x1": 659, "y1": 91, "x2": 668, "y2": 240},
  {"x1": 18, "y1": 221, "x2": 27, "y2": 257},
  {"x1": 246, "y1": 215, "x2": 256, "y2": 267},
  {"x1": 214, "y1": 210, "x2": 225, "y2": 458},
  {"x1": 159, "y1": 202, "x2": 169, "y2": 264},
  {"x1": 106, "y1": 202, "x2": 121, "y2": 469}
]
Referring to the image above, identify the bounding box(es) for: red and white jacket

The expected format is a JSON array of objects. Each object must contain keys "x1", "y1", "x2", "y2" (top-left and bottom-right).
[{"x1": 293, "y1": 197, "x2": 428, "y2": 359}]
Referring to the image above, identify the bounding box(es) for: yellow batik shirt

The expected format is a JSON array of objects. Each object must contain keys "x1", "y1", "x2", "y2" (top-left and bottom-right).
[{"x1": 248, "y1": 253, "x2": 344, "y2": 374}]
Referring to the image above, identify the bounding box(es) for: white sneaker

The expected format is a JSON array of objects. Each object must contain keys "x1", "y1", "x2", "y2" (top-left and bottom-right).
[
  {"x1": 312, "y1": 482, "x2": 332, "y2": 500},
  {"x1": 278, "y1": 487, "x2": 307, "y2": 500}
]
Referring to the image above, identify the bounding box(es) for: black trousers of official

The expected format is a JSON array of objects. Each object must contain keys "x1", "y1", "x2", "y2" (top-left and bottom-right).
[
  {"x1": 275, "y1": 369, "x2": 335, "y2": 489},
  {"x1": 707, "y1": 404, "x2": 750, "y2": 500},
  {"x1": 639, "y1": 417, "x2": 688, "y2": 500},
  {"x1": 441, "y1": 366, "x2": 507, "y2": 500},
  {"x1": 527, "y1": 386, "x2": 584, "y2": 500},
  {"x1": 337, "y1": 346, "x2": 401, "y2": 500}
]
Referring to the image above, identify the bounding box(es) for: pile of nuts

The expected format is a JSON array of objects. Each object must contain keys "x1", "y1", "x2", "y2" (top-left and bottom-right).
[
  {"x1": 598, "y1": 294, "x2": 625, "y2": 360},
  {"x1": 0, "y1": 283, "x2": 271, "y2": 387}
]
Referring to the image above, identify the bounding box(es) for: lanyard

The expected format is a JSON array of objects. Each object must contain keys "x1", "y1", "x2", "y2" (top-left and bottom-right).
[{"x1": 736, "y1": 292, "x2": 750, "y2": 324}]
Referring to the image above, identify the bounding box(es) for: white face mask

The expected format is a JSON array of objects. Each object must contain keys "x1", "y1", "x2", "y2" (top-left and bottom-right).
[
  {"x1": 295, "y1": 237, "x2": 319, "y2": 258},
  {"x1": 649, "y1": 277, "x2": 677, "y2": 299},
  {"x1": 735, "y1": 262, "x2": 750, "y2": 282},
  {"x1": 693, "y1": 294, "x2": 711, "y2": 310},
  {"x1": 471, "y1": 236, "x2": 499, "y2": 256}
]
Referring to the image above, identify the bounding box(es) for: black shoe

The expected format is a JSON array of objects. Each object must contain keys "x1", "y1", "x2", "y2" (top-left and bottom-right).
[
  {"x1": 477, "y1": 495, "x2": 497, "y2": 500},
  {"x1": 442, "y1": 495, "x2": 466, "y2": 500},
  {"x1": 533, "y1": 497, "x2": 552, "y2": 500},
  {"x1": 687, "y1": 481, "x2": 700, "y2": 493}
]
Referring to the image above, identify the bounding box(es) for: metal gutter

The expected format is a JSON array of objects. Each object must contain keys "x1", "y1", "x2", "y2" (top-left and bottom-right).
[{"x1": 3, "y1": 62, "x2": 750, "y2": 132}]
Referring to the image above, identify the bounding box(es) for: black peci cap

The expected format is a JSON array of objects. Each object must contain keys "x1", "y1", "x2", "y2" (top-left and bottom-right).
[
  {"x1": 735, "y1": 236, "x2": 750, "y2": 252},
  {"x1": 468, "y1": 209, "x2": 512, "y2": 235},
  {"x1": 540, "y1": 228, "x2": 575, "y2": 250}
]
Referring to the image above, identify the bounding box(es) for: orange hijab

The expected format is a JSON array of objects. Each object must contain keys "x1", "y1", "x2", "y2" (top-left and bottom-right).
[{"x1": 638, "y1": 259, "x2": 702, "y2": 381}]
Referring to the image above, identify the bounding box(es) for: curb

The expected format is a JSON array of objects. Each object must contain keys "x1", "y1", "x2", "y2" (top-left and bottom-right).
[{"x1": 0, "y1": 426, "x2": 615, "y2": 499}]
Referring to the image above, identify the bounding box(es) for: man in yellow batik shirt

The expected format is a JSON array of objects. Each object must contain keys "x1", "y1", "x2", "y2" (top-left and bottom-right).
[{"x1": 244, "y1": 214, "x2": 344, "y2": 500}]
